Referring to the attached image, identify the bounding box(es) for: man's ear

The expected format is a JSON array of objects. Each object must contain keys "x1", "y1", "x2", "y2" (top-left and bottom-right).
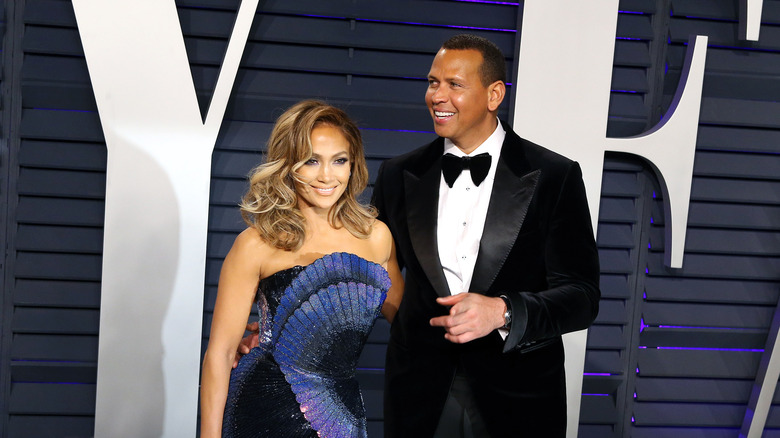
[{"x1": 487, "y1": 80, "x2": 506, "y2": 112}]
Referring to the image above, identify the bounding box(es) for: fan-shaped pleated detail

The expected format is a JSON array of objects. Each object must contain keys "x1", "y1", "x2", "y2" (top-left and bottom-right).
[{"x1": 223, "y1": 252, "x2": 390, "y2": 438}]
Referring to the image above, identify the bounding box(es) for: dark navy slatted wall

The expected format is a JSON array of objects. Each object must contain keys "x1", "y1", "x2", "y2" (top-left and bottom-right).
[
  {"x1": 630, "y1": 1, "x2": 780, "y2": 436},
  {"x1": 0, "y1": 0, "x2": 778, "y2": 437},
  {"x1": 3, "y1": 0, "x2": 105, "y2": 437}
]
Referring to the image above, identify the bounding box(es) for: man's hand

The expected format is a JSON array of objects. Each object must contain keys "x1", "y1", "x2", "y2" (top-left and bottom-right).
[
  {"x1": 429, "y1": 293, "x2": 506, "y2": 343},
  {"x1": 232, "y1": 321, "x2": 260, "y2": 368}
]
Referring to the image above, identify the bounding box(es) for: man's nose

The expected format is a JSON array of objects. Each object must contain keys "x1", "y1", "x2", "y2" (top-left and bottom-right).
[{"x1": 431, "y1": 87, "x2": 447, "y2": 103}]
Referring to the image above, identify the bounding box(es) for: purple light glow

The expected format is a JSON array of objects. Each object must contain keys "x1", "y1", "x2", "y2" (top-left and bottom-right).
[
  {"x1": 658, "y1": 325, "x2": 752, "y2": 330},
  {"x1": 639, "y1": 346, "x2": 765, "y2": 352},
  {"x1": 298, "y1": 13, "x2": 515, "y2": 32},
  {"x1": 639, "y1": 317, "x2": 648, "y2": 333},
  {"x1": 612, "y1": 89, "x2": 639, "y2": 94},
  {"x1": 619, "y1": 10, "x2": 647, "y2": 15},
  {"x1": 33, "y1": 108, "x2": 95, "y2": 113},
  {"x1": 616, "y1": 37, "x2": 643, "y2": 41},
  {"x1": 454, "y1": 0, "x2": 519, "y2": 5},
  {"x1": 583, "y1": 373, "x2": 612, "y2": 376},
  {"x1": 364, "y1": 127, "x2": 434, "y2": 134},
  {"x1": 650, "y1": 216, "x2": 654, "y2": 224},
  {"x1": 582, "y1": 393, "x2": 610, "y2": 397},
  {"x1": 359, "y1": 17, "x2": 515, "y2": 32}
]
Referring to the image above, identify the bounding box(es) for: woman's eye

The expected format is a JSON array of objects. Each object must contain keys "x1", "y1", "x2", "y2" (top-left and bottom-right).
[
  {"x1": 305, "y1": 159, "x2": 318, "y2": 165},
  {"x1": 335, "y1": 158, "x2": 349, "y2": 165}
]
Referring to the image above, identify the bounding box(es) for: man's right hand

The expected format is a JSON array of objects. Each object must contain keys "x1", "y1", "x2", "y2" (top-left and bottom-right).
[{"x1": 232, "y1": 321, "x2": 260, "y2": 368}]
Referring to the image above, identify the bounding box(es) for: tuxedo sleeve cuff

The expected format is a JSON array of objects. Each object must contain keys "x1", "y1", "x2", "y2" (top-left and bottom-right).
[{"x1": 502, "y1": 292, "x2": 528, "y2": 353}]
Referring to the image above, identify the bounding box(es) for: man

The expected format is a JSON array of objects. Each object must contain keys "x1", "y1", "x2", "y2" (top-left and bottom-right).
[{"x1": 371, "y1": 34, "x2": 600, "y2": 437}]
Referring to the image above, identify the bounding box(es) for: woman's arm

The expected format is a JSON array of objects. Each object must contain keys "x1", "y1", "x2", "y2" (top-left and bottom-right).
[
  {"x1": 374, "y1": 221, "x2": 404, "y2": 323},
  {"x1": 200, "y1": 229, "x2": 264, "y2": 437}
]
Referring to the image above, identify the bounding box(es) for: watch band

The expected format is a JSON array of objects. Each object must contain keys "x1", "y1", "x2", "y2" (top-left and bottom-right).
[{"x1": 499, "y1": 295, "x2": 511, "y2": 329}]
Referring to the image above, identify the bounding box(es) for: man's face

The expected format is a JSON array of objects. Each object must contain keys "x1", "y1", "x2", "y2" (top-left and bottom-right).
[{"x1": 425, "y1": 48, "x2": 496, "y2": 154}]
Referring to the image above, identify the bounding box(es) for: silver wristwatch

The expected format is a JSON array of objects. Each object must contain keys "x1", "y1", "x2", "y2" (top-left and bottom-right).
[{"x1": 499, "y1": 295, "x2": 512, "y2": 329}]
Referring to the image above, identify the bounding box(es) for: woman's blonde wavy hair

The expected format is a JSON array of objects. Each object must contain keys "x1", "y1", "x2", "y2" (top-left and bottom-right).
[{"x1": 240, "y1": 100, "x2": 376, "y2": 250}]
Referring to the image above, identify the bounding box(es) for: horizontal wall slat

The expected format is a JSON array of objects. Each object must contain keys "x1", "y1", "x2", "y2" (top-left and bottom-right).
[
  {"x1": 642, "y1": 302, "x2": 773, "y2": 328},
  {"x1": 14, "y1": 279, "x2": 101, "y2": 308},
  {"x1": 650, "y1": 227, "x2": 780, "y2": 256},
  {"x1": 8, "y1": 416, "x2": 94, "y2": 438},
  {"x1": 694, "y1": 151, "x2": 780, "y2": 180},
  {"x1": 633, "y1": 402, "x2": 745, "y2": 427},
  {"x1": 12, "y1": 308, "x2": 99, "y2": 335},
  {"x1": 9, "y1": 382, "x2": 96, "y2": 415},
  {"x1": 637, "y1": 348, "x2": 759, "y2": 378},
  {"x1": 11, "y1": 361, "x2": 96, "y2": 384},
  {"x1": 600, "y1": 274, "x2": 630, "y2": 299},
  {"x1": 584, "y1": 350, "x2": 623, "y2": 374},
  {"x1": 647, "y1": 252, "x2": 780, "y2": 280},
  {"x1": 645, "y1": 277, "x2": 779, "y2": 305},
  {"x1": 16, "y1": 197, "x2": 105, "y2": 226},
  {"x1": 696, "y1": 125, "x2": 780, "y2": 154},
  {"x1": 17, "y1": 168, "x2": 105, "y2": 198},
  {"x1": 19, "y1": 108, "x2": 103, "y2": 142},
  {"x1": 15, "y1": 225, "x2": 103, "y2": 254},
  {"x1": 593, "y1": 299, "x2": 628, "y2": 325},
  {"x1": 667, "y1": 203, "x2": 780, "y2": 230},
  {"x1": 15, "y1": 252, "x2": 102, "y2": 281},
  {"x1": 10, "y1": 335, "x2": 97, "y2": 361},
  {"x1": 691, "y1": 178, "x2": 780, "y2": 205},
  {"x1": 18, "y1": 140, "x2": 106, "y2": 171},
  {"x1": 635, "y1": 377, "x2": 756, "y2": 403},
  {"x1": 639, "y1": 328, "x2": 766, "y2": 349}
]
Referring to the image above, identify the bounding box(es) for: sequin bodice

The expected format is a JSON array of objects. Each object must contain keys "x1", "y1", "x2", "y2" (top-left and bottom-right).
[{"x1": 223, "y1": 252, "x2": 390, "y2": 438}]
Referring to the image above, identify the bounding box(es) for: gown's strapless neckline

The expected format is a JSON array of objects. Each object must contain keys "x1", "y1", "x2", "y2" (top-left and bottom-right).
[{"x1": 259, "y1": 252, "x2": 383, "y2": 285}]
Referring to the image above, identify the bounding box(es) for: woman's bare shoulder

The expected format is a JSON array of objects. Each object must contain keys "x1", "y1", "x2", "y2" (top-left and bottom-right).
[
  {"x1": 367, "y1": 219, "x2": 393, "y2": 264},
  {"x1": 227, "y1": 228, "x2": 276, "y2": 267}
]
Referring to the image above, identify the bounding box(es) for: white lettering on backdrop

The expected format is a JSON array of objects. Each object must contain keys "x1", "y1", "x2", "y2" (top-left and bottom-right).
[{"x1": 72, "y1": 1, "x2": 258, "y2": 436}]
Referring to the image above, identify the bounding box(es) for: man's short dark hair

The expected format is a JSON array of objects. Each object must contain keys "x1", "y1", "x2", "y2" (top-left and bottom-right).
[{"x1": 441, "y1": 34, "x2": 507, "y2": 86}]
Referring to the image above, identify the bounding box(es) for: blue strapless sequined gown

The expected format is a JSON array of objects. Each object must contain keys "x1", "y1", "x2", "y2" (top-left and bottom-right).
[{"x1": 223, "y1": 252, "x2": 390, "y2": 438}]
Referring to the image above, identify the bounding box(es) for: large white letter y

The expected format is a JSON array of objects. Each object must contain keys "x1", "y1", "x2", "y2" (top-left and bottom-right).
[{"x1": 73, "y1": 1, "x2": 258, "y2": 436}]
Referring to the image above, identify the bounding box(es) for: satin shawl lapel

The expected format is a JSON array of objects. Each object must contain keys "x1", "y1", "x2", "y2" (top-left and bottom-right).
[
  {"x1": 403, "y1": 152, "x2": 451, "y2": 298},
  {"x1": 470, "y1": 135, "x2": 540, "y2": 293}
]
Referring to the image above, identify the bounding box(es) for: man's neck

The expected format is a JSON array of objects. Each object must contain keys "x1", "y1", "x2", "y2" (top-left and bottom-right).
[{"x1": 450, "y1": 117, "x2": 500, "y2": 154}]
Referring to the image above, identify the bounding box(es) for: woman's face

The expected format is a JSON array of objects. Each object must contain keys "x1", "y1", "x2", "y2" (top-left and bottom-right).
[{"x1": 295, "y1": 124, "x2": 351, "y2": 214}]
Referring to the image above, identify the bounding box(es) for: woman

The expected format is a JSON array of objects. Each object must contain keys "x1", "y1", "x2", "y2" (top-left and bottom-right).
[{"x1": 200, "y1": 100, "x2": 404, "y2": 438}]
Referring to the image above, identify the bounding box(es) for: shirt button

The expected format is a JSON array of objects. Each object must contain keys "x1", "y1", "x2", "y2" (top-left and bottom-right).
[
  {"x1": 462, "y1": 222, "x2": 467, "y2": 226},
  {"x1": 465, "y1": 187, "x2": 471, "y2": 191},
  {"x1": 461, "y1": 256, "x2": 467, "y2": 259}
]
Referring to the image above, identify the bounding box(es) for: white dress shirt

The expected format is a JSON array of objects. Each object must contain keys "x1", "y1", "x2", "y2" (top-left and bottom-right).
[{"x1": 437, "y1": 121, "x2": 505, "y2": 296}]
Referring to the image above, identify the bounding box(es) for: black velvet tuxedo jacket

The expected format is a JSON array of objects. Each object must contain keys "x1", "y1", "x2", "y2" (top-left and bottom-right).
[{"x1": 372, "y1": 122, "x2": 600, "y2": 437}]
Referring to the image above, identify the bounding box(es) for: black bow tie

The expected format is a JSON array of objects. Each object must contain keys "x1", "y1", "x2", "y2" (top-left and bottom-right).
[{"x1": 441, "y1": 153, "x2": 491, "y2": 188}]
